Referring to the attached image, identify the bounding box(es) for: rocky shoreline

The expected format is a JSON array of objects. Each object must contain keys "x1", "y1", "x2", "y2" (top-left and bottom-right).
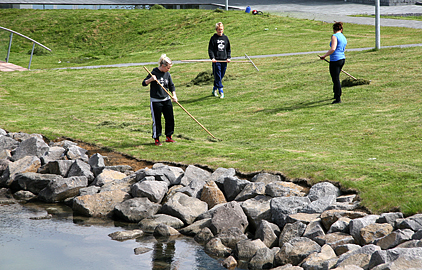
[{"x1": 1, "y1": 128, "x2": 422, "y2": 270}]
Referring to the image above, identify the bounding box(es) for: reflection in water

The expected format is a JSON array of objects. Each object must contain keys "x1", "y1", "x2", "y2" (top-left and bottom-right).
[
  {"x1": 152, "y1": 239, "x2": 175, "y2": 270},
  {"x1": 0, "y1": 202, "x2": 231, "y2": 270}
]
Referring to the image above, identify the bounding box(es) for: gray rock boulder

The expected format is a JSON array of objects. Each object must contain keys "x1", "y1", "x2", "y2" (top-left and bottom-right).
[
  {"x1": 307, "y1": 182, "x2": 341, "y2": 202},
  {"x1": 179, "y1": 218, "x2": 212, "y2": 236},
  {"x1": 375, "y1": 229, "x2": 414, "y2": 250},
  {"x1": 234, "y1": 182, "x2": 266, "y2": 201},
  {"x1": 46, "y1": 160, "x2": 74, "y2": 177},
  {"x1": 248, "y1": 247, "x2": 275, "y2": 270},
  {"x1": 241, "y1": 195, "x2": 272, "y2": 231},
  {"x1": 131, "y1": 180, "x2": 168, "y2": 203},
  {"x1": 217, "y1": 227, "x2": 248, "y2": 249},
  {"x1": 65, "y1": 145, "x2": 88, "y2": 162},
  {"x1": 251, "y1": 172, "x2": 282, "y2": 184},
  {"x1": 376, "y1": 212, "x2": 404, "y2": 228},
  {"x1": 67, "y1": 159, "x2": 94, "y2": 183},
  {"x1": 301, "y1": 244, "x2": 337, "y2": 270},
  {"x1": 160, "y1": 192, "x2": 208, "y2": 225},
  {"x1": 286, "y1": 213, "x2": 321, "y2": 225},
  {"x1": 320, "y1": 209, "x2": 367, "y2": 231},
  {"x1": 368, "y1": 247, "x2": 422, "y2": 270},
  {"x1": 223, "y1": 176, "x2": 250, "y2": 201},
  {"x1": 255, "y1": 220, "x2": 280, "y2": 248},
  {"x1": 72, "y1": 189, "x2": 129, "y2": 217},
  {"x1": 194, "y1": 227, "x2": 214, "y2": 244},
  {"x1": 108, "y1": 229, "x2": 144, "y2": 241},
  {"x1": 279, "y1": 221, "x2": 307, "y2": 247},
  {"x1": 328, "y1": 217, "x2": 351, "y2": 233},
  {"x1": 38, "y1": 176, "x2": 88, "y2": 202},
  {"x1": 265, "y1": 181, "x2": 307, "y2": 198},
  {"x1": 235, "y1": 238, "x2": 267, "y2": 261},
  {"x1": 114, "y1": 197, "x2": 162, "y2": 222},
  {"x1": 180, "y1": 164, "x2": 211, "y2": 186},
  {"x1": 204, "y1": 237, "x2": 232, "y2": 257},
  {"x1": 303, "y1": 219, "x2": 325, "y2": 241},
  {"x1": 145, "y1": 163, "x2": 184, "y2": 186},
  {"x1": 153, "y1": 223, "x2": 180, "y2": 237},
  {"x1": 12, "y1": 136, "x2": 49, "y2": 161},
  {"x1": 138, "y1": 213, "x2": 184, "y2": 233},
  {"x1": 0, "y1": 136, "x2": 19, "y2": 152},
  {"x1": 209, "y1": 201, "x2": 249, "y2": 235},
  {"x1": 275, "y1": 237, "x2": 321, "y2": 266},
  {"x1": 40, "y1": 146, "x2": 66, "y2": 165},
  {"x1": 334, "y1": 244, "x2": 381, "y2": 269},
  {"x1": 178, "y1": 178, "x2": 206, "y2": 198},
  {"x1": 92, "y1": 169, "x2": 126, "y2": 187},
  {"x1": 16, "y1": 172, "x2": 62, "y2": 194},
  {"x1": 349, "y1": 214, "x2": 380, "y2": 245},
  {"x1": 314, "y1": 232, "x2": 356, "y2": 249},
  {"x1": 397, "y1": 213, "x2": 422, "y2": 231},
  {"x1": 334, "y1": 244, "x2": 361, "y2": 256},
  {"x1": 209, "y1": 167, "x2": 236, "y2": 189},
  {"x1": 271, "y1": 196, "x2": 311, "y2": 228},
  {"x1": 88, "y1": 153, "x2": 105, "y2": 170},
  {"x1": 300, "y1": 195, "x2": 337, "y2": 214},
  {"x1": 0, "y1": 155, "x2": 41, "y2": 188}
]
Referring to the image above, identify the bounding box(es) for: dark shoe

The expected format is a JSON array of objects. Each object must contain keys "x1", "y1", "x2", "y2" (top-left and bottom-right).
[
  {"x1": 154, "y1": 139, "x2": 162, "y2": 146},
  {"x1": 332, "y1": 100, "x2": 341, "y2": 104},
  {"x1": 166, "y1": 136, "x2": 176, "y2": 143}
]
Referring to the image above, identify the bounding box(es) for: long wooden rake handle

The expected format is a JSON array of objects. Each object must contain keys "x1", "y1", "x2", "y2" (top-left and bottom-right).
[
  {"x1": 318, "y1": 55, "x2": 357, "y2": 80},
  {"x1": 143, "y1": 66, "x2": 219, "y2": 141}
]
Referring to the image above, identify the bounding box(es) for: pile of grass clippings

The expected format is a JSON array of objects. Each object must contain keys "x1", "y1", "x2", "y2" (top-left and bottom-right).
[{"x1": 341, "y1": 77, "x2": 371, "y2": 87}]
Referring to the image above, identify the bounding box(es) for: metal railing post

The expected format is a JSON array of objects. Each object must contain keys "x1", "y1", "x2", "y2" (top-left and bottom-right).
[
  {"x1": 6, "y1": 32, "x2": 13, "y2": 63},
  {"x1": 28, "y1": 42, "x2": 35, "y2": 70}
]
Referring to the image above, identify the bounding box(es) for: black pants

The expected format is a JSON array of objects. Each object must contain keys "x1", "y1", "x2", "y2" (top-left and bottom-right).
[
  {"x1": 329, "y1": 59, "x2": 345, "y2": 101},
  {"x1": 150, "y1": 99, "x2": 174, "y2": 139}
]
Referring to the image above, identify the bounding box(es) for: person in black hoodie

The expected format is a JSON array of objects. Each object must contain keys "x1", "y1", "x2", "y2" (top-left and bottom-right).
[
  {"x1": 208, "y1": 22, "x2": 231, "y2": 99},
  {"x1": 142, "y1": 54, "x2": 178, "y2": 146}
]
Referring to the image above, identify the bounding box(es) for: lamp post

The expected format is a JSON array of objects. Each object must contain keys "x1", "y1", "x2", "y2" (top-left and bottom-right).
[
  {"x1": 375, "y1": 0, "x2": 381, "y2": 49},
  {"x1": 226, "y1": 0, "x2": 228, "y2": 11}
]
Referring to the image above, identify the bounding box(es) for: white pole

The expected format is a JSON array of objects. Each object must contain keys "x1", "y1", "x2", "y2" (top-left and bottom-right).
[
  {"x1": 225, "y1": 0, "x2": 228, "y2": 11},
  {"x1": 375, "y1": 0, "x2": 381, "y2": 49}
]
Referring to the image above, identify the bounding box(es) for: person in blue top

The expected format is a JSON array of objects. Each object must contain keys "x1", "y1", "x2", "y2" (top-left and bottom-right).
[{"x1": 320, "y1": 22, "x2": 347, "y2": 104}]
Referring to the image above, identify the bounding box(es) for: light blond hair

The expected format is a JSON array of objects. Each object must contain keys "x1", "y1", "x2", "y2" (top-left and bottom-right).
[
  {"x1": 215, "y1": 22, "x2": 224, "y2": 30},
  {"x1": 159, "y1": 54, "x2": 172, "y2": 67}
]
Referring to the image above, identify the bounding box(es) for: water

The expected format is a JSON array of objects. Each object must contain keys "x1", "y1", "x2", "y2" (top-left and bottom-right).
[{"x1": 0, "y1": 202, "x2": 229, "y2": 270}]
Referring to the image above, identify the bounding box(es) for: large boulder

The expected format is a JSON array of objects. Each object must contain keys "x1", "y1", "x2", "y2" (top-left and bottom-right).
[
  {"x1": 234, "y1": 238, "x2": 267, "y2": 261},
  {"x1": 40, "y1": 146, "x2": 66, "y2": 165},
  {"x1": 234, "y1": 182, "x2": 266, "y2": 201},
  {"x1": 145, "y1": 163, "x2": 184, "y2": 186},
  {"x1": 307, "y1": 182, "x2": 341, "y2": 202},
  {"x1": 46, "y1": 160, "x2": 74, "y2": 177},
  {"x1": 11, "y1": 136, "x2": 49, "y2": 161},
  {"x1": 265, "y1": 181, "x2": 307, "y2": 198},
  {"x1": 275, "y1": 237, "x2": 321, "y2": 266},
  {"x1": 368, "y1": 247, "x2": 422, "y2": 269},
  {"x1": 209, "y1": 201, "x2": 249, "y2": 235},
  {"x1": 375, "y1": 229, "x2": 414, "y2": 250},
  {"x1": 248, "y1": 247, "x2": 276, "y2": 270},
  {"x1": 72, "y1": 189, "x2": 129, "y2": 217},
  {"x1": 131, "y1": 180, "x2": 168, "y2": 203},
  {"x1": 160, "y1": 192, "x2": 208, "y2": 225},
  {"x1": 92, "y1": 169, "x2": 126, "y2": 187},
  {"x1": 114, "y1": 197, "x2": 162, "y2": 223},
  {"x1": 217, "y1": 227, "x2": 248, "y2": 249},
  {"x1": 38, "y1": 176, "x2": 88, "y2": 202},
  {"x1": 241, "y1": 195, "x2": 272, "y2": 231},
  {"x1": 271, "y1": 196, "x2": 311, "y2": 228},
  {"x1": 179, "y1": 164, "x2": 211, "y2": 186},
  {"x1": 279, "y1": 221, "x2": 307, "y2": 247},
  {"x1": 204, "y1": 237, "x2": 232, "y2": 257},
  {"x1": 0, "y1": 136, "x2": 19, "y2": 152},
  {"x1": 301, "y1": 244, "x2": 337, "y2": 270},
  {"x1": 320, "y1": 209, "x2": 367, "y2": 231},
  {"x1": 251, "y1": 172, "x2": 283, "y2": 184},
  {"x1": 66, "y1": 159, "x2": 94, "y2": 183},
  {"x1": 178, "y1": 178, "x2": 206, "y2": 198},
  {"x1": 333, "y1": 244, "x2": 381, "y2": 269},
  {"x1": 15, "y1": 172, "x2": 62, "y2": 194},
  {"x1": 360, "y1": 223, "x2": 394, "y2": 245},
  {"x1": 200, "y1": 180, "x2": 227, "y2": 209},
  {"x1": 349, "y1": 214, "x2": 380, "y2": 245},
  {"x1": 0, "y1": 156, "x2": 41, "y2": 188},
  {"x1": 223, "y1": 176, "x2": 250, "y2": 201},
  {"x1": 255, "y1": 220, "x2": 281, "y2": 248},
  {"x1": 397, "y1": 213, "x2": 422, "y2": 231},
  {"x1": 138, "y1": 214, "x2": 184, "y2": 233}
]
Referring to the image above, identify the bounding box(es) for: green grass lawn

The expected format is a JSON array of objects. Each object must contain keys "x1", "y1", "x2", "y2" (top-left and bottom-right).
[{"x1": 1, "y1": 8, "x2": 421, "y2": 215}]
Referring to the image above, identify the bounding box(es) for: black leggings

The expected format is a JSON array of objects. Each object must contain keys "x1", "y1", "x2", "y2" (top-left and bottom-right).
[
  {"x1": 329, "y1": 59, "x2": 345, "y2": 101},
  {"x1": 150, "y1": 99, "x2": 174, "y2": 139}
]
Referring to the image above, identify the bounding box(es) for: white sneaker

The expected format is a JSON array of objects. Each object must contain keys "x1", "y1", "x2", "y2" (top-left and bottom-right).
[
  {"x1": 220, "y1": 93, "x2": 224, "y2": 99},
  {"x1": 212, "y1": 89, "x2": 219, "y2": 97}
]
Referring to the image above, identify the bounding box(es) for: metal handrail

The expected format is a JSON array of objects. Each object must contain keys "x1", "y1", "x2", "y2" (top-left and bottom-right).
[{"x1": 0, "y1": 26, "x2": 52, "y2": 70}]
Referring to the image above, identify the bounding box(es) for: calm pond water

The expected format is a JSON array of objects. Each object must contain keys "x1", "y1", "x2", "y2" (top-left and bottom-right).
[{"x1": 0, "y1": 202, "x2": 241, "y2": 270}]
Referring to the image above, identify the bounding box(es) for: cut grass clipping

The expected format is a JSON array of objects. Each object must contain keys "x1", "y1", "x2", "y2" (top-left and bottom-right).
[{"x1": 341, "y1": 77, "x2": 371, "y2": 87}]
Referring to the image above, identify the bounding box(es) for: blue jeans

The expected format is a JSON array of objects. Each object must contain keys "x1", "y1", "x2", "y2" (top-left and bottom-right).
[{"x1": 212, "y1": 62, "x2": 227, "y2": 90}]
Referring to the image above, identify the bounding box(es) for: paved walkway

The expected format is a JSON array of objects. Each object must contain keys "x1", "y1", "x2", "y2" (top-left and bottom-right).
[
  {"x1": 2, "y1": 0, "x2": 422, "y2": 71},
  {"x1": 0, "y1": 60, "x2": 28, "y2": 72}
]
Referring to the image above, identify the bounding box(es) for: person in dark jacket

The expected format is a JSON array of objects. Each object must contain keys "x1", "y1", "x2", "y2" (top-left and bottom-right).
[
  {"x1": 142, "y1": 54, "x2": 178, "y2": 146},
  {"x1": 208, "y1": 22, "x2": 231, "y2": 99},
  {"x1": 320, "y1": 22, "x2": 347, "y2": 104}
]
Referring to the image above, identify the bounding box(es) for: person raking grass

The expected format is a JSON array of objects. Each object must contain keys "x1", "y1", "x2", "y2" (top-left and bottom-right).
[
  {"x1": 142, "y1": 54, "x2": 178, "y2": 146},
  {"x1": 319, "y1": 22, "x2": 347, "y2": 104}
]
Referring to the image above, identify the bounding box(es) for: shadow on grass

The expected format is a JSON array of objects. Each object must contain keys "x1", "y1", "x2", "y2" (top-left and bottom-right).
[
  {"x1": 179, "y1": 94, "x2": 217, "y2": 104},
  {"x1": 259, "y1": 97, "x2": 333, "y2": 114}
]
